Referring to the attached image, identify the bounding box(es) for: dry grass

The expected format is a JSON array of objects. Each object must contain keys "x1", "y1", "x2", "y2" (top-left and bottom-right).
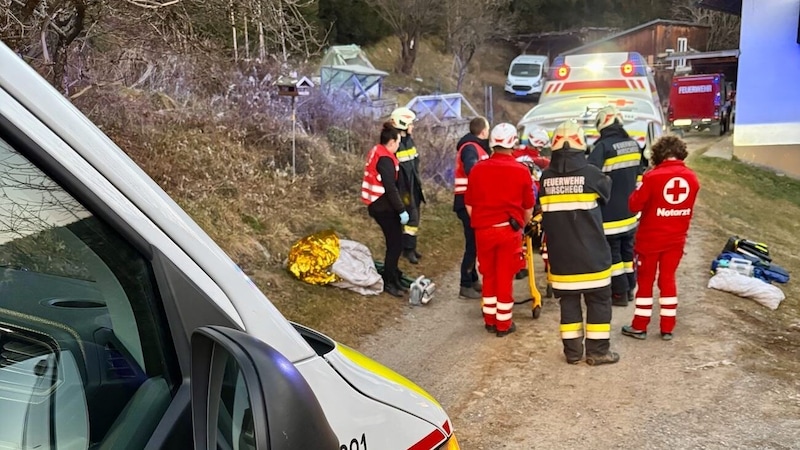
[{"x1": 688, "y1": 152, "x2": 800, "y2": 379}]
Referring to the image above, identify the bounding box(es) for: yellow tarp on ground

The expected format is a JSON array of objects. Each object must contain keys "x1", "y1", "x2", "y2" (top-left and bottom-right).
[{"x1": 287, "y1": 230, "x2": 340, "y2": 285}]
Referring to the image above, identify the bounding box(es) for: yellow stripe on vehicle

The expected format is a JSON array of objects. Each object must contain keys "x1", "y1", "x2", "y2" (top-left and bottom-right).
[{"x1": 337, "y1": 344, "x2": 441, "y2": 408}]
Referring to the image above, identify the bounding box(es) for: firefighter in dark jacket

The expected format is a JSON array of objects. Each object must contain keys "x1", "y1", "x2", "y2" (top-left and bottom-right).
[
  {"x1": 540, "y1": 120, "x2": 619, "y2": 366},
  {"x1": 391, "y1": 107, "x2": 426, "y2": 265},
  {"x1": 587, "y1": 106, "x2": 641, "y2": 306},
  {"x1": 362, "y1": 122, "x2": 410, "y2": 298},
  {"x1": 453, "y1": 117, "x2": 491, "y2": 299}
]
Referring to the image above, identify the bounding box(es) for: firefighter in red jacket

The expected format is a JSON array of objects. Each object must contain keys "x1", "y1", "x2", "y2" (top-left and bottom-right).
[
  {"x1": 539, "y1": 120, "x2": 619, "y2": 366},
  {"x1": 362, "y1": 122, "x2": 410, "y2": 298},
  {"x1": 453, "y1": 117, "x2": 491, "y2": 299},
  {"x1": 465, "y1": 123, "x2": 534, "y2": 337},
  {"x1": 622, "y1": 135, "x2": 700, "y2": 341}
]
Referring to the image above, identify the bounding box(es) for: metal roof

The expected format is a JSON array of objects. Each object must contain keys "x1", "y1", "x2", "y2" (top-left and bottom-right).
[
  {"x1": 662, "y1": 49, "x2": 740, "y2": 61},
  {"x1": 561, "y1": 19, "x2": 711, "y2": 56}
]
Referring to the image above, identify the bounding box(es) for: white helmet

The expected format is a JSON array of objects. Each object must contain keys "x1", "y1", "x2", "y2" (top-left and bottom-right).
[
  {"x1": 551, "y1": 120, "x2": 587, "y2": 151},
  {"x1": 595, "y1": 105, "x2": 622, "y2": 131},
  {"x1": 490, "y1": 123, "x2": 518, "y2": 149},
  {"x1": 524, "y1": 125, "x2": 551, "y2": 149},
  {"x1": 390, "y1": 107, "x2": 416, "y2": 130}
]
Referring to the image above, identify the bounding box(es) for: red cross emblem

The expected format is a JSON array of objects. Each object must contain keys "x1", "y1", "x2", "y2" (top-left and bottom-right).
[{"x1": 663, "y1": 177, "x2": 690, "y2": 205}]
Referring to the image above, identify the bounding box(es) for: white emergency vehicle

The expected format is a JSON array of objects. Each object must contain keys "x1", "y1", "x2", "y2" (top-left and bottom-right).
[
  {"x1": 519, "y1": 51, "x2": 665, "y2": 153},
  {"x1": 0, "y1": 41, "x2": 459, "y2": 450},
  {"x1": 504, "y1": 54, "x2": 550, "y2": 100}
]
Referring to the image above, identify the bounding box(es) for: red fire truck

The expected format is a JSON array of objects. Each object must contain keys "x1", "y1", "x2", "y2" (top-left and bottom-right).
[{"x1": 668, "y1": 73, "x2": 734, "y2": 135}]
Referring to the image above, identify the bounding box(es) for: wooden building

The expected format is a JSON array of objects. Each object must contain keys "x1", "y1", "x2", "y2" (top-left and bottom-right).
[{"x1": 559, "y1": 19, "x2": 712, "y2": 104}]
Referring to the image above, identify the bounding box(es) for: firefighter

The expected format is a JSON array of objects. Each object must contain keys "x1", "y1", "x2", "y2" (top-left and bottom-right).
[
  {"x1": 465, "y1": 123, "x2": 534, "y2": 337},
  {"x1": 621, "y1": 135, "x2": 700, "y2": 341},
  {"x1": 390, "y1": 107, "x2": 426, "y2": 265},
  {"x1": 362, "y1": 122, "x2": 410, "y2": 298},
  {"x1": 539, "y1": 120, "x2": 619, "y2": 365},
  {"x1": 587, "y1": 105, "x2": 640, "y2": 306},
  {"x1": 453, "y1": 116, "x2": 491, "y2": 299}
]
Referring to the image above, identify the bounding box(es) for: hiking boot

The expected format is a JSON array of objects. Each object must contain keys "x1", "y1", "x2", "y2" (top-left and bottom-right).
[
  {"x1": 458, "y1": 286, "x2": 482, "y2": 299},
  {"x1": 403, "y1": 250, "x2": 419, "y2": 264},
  {"x1": 496, "y1": 322, "x2": 517, "y2": 337},
  {"x1": 472, "y1": 281, "x2": 483, "y2": 292},
  {"x1": 585, "y1": 351, "x2": 620, "y2": 366},
  {"x1": 383, "y1": 283, "x2": 404, "y2": 298},
  {"x1": 515, "y1": 269, "x2": 528, "y2": 280},
  {"x1": 612, "y1": 294, "x2": 628, "y2": 307},
  {"x1": 414, "y1": 250, "x2": 423, "y2": 260},
  {"x1": 621, "y1": 325, "x2": 647, "y2": 340},
  {"x1": 661, "y1": 333, "x2": 674, "y2": 341},
  {"x1": 627, "y1": 290, "x2": 635, "y2": 303},
  {"x1": 485, "y1": 324, "x2": 496, "y2": 333},
  {"x1": 566, "y1": 357, "x2": 582, "y2": 365}
]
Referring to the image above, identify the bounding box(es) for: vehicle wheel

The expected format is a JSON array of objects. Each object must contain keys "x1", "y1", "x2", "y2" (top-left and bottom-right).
[
  {"x1": 545, "y1": 284, "x2": 554, "y2": 298},
  {"x1": 532, "y1": 305, "x2": 542, "y2": 319}
]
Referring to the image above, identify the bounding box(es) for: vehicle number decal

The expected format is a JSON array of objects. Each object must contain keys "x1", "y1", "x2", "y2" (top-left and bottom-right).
[{"x1": 340, "y1": 433, "x2": 367, "y2": 450}]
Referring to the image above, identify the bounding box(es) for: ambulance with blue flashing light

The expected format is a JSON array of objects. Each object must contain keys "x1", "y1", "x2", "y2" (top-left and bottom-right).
[
  {"x1": 0, "y1": 41, "x2": 459, "y2": 450},
  {"x1": 520, "y1": 51, "x2": 666, "y2": 154}
]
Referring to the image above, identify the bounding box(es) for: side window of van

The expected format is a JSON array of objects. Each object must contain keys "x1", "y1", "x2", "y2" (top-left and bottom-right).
[{"x1": 0, "y1": 136, "x2": 178, "y2": 448}]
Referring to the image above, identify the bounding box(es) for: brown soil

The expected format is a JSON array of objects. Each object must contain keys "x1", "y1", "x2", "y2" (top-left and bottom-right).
[{"x1": 358, "y1": 135, "x2": 800, "y2": 449}]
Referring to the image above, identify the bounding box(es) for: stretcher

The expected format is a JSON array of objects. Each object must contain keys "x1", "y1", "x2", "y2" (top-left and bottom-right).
[{"x1": 514, "y1": 214, "x2": 550, "y2": 318}]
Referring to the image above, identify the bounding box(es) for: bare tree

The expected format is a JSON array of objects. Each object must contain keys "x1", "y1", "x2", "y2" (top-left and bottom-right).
[
  {"x1": 446, "y1": 0, "x2": 511, "y2": 91},
  {"x1": 672, "y1": 0, "x2": 741, "y2": 51},
  {"x1": 363, "y1": 0, "x2": 443, "y2": 75}
]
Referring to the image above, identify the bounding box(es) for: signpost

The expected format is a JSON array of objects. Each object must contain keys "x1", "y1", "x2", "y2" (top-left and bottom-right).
[{"x1": 275, "y1": 74, "x2": 314, "y2": 178}]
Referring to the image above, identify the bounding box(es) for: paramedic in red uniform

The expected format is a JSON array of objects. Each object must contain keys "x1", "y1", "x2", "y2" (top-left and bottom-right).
[
  {"x1": 588, "y1": 105, "x2": 641, "y2": 306},
  {"x1": 362, "y1": 122, "x2": 409, "y2": 298},
  {"x1": 453, "y1": 116, "x2": 491, "y2": 299},
  {"x1": 539, "y1": 120, "x2": 619, "y2": 366},
  {"x1": 622, "y1": 135, "x2": 699, "y2": 341},
  {"x1": 465, "y1": 123, "x2": 534, "y2": 337}
]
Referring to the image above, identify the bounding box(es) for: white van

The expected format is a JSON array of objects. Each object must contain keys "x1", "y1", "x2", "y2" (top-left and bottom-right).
[
  {"x1": 504, "y1": 54, "x2": 550, "y2": 99},
  {"x1": 0, "y1": 42, "x2": 459, "y2": 449}
]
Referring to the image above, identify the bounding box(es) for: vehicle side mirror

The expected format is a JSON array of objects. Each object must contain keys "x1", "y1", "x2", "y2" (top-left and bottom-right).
[{"x1": 191, "y1": 326, "x2": 339, "y2": 450}]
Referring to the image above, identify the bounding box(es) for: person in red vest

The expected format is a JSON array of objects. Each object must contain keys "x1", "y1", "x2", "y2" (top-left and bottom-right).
[
  {"x1": 362, "y1": 122, "x2": 410, "y2": 298},
  {"x1": 513, "y1": 125, "x2": 551, "y2": 171},
  {"x1": 621, "y1": 135, "x2": 700, "y2": 341},
  {"x1": 453, "y1": 116, "x2": 491, "y2": 299},
  {"x1": 465, "y1": 123, "x2": 534, "y2": 337}
]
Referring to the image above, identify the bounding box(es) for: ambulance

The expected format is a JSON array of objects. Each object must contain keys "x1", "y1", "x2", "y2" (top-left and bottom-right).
[
  {"x1": 519, "y1": 52, "x2": 665, "y2": 152},
  {"x1": 0, "y1": 42, "x2": 458, "y2": 449}
]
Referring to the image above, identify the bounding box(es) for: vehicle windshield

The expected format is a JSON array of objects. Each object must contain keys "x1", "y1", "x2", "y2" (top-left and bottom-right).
[
  {"x1": 511, "y1": 63, "x2": 542, "y2": 77},
  {"x1": 523, "y1": 96, "x2": 657, "y2": 122}
]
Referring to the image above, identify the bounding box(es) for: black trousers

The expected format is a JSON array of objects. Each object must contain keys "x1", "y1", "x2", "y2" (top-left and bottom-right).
[
  {"x1": 607, "y1": 232, "x2": 636, "y2": 297},
  {"x1": 456, "y1": 208, "x2": 479, "y2": 287},
  {"x1": 403, "y1": 199, "x2": 421, "y2": 251},
  {"x1": 372, "y1": 211, "x2": 403, "y2": 286},
  {"x1": 559, "y1": 286, "x2": 612, "y2": 360}
]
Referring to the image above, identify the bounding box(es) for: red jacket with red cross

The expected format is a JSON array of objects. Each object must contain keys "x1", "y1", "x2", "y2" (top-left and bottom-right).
[{"x1": 629, "y1": 159, "x2": 700, "y2": 254}]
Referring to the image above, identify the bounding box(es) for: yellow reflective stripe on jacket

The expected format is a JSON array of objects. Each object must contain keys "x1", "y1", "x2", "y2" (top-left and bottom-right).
[
  {"x1": 623, "y1": 261, "x2": 635, "y2": 273},
  {"x1": 610, "y1": 261, "x2": 625, "y2": 277},
  {"x1": 560, "y1": 322, "x2": 584, "y2": 339},
  {"x1": 586, "y1": 323, "x2": 611, "y2": 339},
  {"x1": 540, "y1": 192, "x2": 599, "y2": 212},
  {"x1": 603, "y1": 215, "x2": 639, "y2": 235},
  {"x1": 396, "y1": 147, "x2": 418, "y2": 162},
  {"x1": 602, "y1": 152, "x2": 642, "y2": 172},
  {"x1": 550, "y1": 268, "x2": 611, "y2": 291}
]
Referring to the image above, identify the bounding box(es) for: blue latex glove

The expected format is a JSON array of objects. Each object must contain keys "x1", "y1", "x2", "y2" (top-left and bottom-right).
[{"x1": 399, "y1": 211, "x2": 410, "y2": 225}]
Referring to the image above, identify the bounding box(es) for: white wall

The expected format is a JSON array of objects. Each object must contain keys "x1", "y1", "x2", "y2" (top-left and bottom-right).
[{"x1": 734, "y1": 0, "x2": 800, "y2": 146}]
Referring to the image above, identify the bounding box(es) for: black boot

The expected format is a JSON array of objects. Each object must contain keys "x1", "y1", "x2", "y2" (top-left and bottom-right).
[
  {"x1": 403, "y1": 249, "x2": 419, "y2": 264},
  {"x1": 383, "y1": 282, "x2": 404, "y2": 298}
]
